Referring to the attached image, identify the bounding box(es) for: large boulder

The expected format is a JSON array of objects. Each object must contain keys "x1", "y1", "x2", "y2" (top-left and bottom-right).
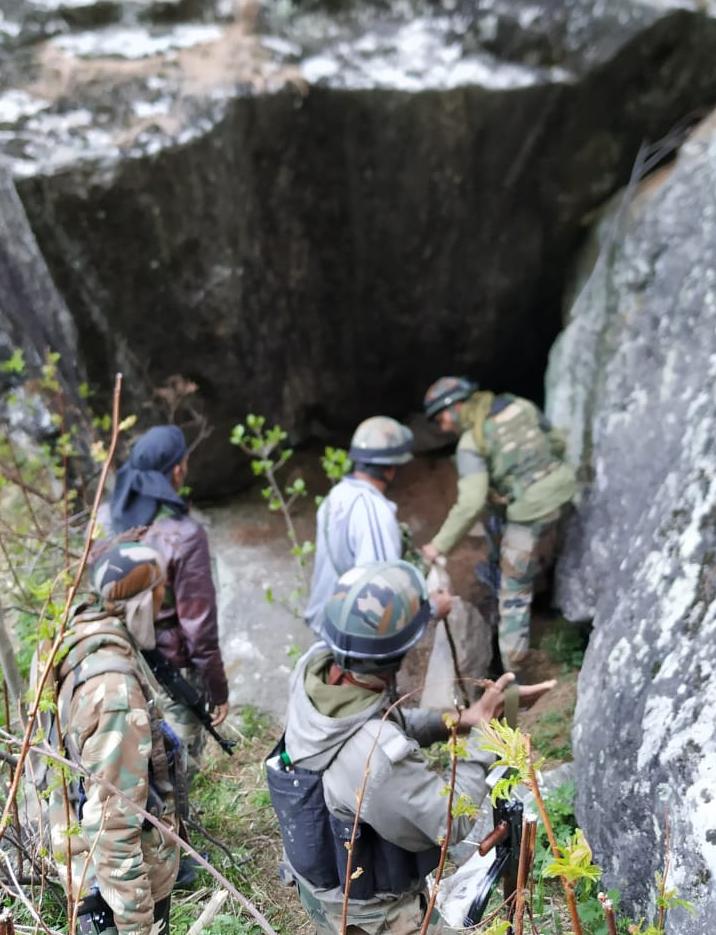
[
  {"x1": 4, "y1": 0, "x2": 716, "y2": 493},
  {"x1": 546, "y1": 115, "x2": 716, "y2": 929}
]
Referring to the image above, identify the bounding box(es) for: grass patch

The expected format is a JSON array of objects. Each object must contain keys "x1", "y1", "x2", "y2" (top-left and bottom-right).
[
  {"x1": 530, "y1": 706, "x2": 575, "y2": 763},
  {"x1": 540, "y1": 622, "x2": 588, "y2": 671},
  {"x1": 171, "y1": 705, "x2": 311, "y2": 935}
]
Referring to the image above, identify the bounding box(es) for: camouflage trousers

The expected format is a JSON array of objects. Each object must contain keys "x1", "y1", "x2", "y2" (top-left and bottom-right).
[
  {"x1": 154, "y1": 670, "x2": 205, "y2": 781},
  {"x1": 297, "y1": 885, "x2": 447, "y2": 935},
  {"x1": 476, "y1": 505, "x2": 569, "y2": 672}
]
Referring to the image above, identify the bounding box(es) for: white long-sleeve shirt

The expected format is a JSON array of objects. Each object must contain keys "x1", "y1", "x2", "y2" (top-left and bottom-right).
[{"x1": 304, "y1": 476, "x2": 402, "y2": 632}]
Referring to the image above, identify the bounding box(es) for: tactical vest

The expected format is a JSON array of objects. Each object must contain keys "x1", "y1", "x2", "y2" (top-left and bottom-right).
[
  {"x1": 53, "y1": 618, "x2": 188, "y2": 826},
  {"x1": 266, "y1": 733, "x2": 440, "y2": 898},
  {"x1": 472, "y1": 394, "x2": 561, "y2": 505}
]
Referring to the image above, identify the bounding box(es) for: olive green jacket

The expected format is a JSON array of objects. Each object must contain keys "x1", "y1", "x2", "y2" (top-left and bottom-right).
[{"x1": 432, "y1": 393, "x2": 576, "y2": 554}]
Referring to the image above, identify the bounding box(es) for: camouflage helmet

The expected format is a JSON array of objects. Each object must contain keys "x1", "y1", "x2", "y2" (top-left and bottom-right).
[
  {"x1": 348, "y1": 416, "x2": 414, "y2": 466},
  {"x1": 91, "y1": 542, "x2": 165, "y2": 649},
  {"x1": 423, "y1": 376, "x2": 478, "y2": 419},
  {"x1": 321, "y1": 561, "x2": 431, "y2": 672}
]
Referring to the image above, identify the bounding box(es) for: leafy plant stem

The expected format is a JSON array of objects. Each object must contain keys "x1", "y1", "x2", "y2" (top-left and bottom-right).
[
  {"x1": 418, "y1": 714, "x2": 460, "y2": 935},
  {"x1": 0, "y1": 534, "x2": 32, "y2": 606},
  {"x1": 526, "y1": 741, "x2": 583, "y2": 935},
  {"x1": 5, "y1": 436, "x2": 45, "y2": 536},
  {"x1": 656, "y1": 818, "x2": 671, "y2": 932}
]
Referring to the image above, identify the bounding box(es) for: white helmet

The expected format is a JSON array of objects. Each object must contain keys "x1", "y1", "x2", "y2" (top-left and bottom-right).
[{"x1": 348, "y1": 416, "x2": 414, "y2": 465}]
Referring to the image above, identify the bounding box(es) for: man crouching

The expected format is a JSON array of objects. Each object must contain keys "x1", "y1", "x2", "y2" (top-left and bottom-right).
[{"x1": 268, "y1": 561, "x2": 554, "y2": 934}]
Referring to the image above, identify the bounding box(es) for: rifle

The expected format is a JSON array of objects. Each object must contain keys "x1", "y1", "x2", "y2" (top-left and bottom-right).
[
  {"x1": 142, "y1": 649, "x2": 236, "y2": 756},
  {"x1": 463, "y1": 767, "x2": 523, "y2": 927}
]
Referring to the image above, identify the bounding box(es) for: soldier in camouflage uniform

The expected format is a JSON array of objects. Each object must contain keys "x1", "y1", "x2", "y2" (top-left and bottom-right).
[
  {"x1": 268, "y1": 562, "x2": 555, "y2": 934},
  {"x1": 421, "y1": 377, "x2": 576, "y2": 672},
  {"x1": 46, "y1": 543, "x2": 180, "y2": 934}
]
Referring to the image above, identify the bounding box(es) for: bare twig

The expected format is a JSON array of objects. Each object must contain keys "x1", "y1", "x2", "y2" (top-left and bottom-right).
[
  {"x1": 0, "y1": 852, "x2": 55, "y2": 935},
  {"x1": 338, "y1": 684, "x2": 425, "y2": 934},
  {"x1": 442, "y1": 619, "x2": 470, "y2": 708},
  {"x1": 418, "y1": 713, "x2": 460, "y2": 935},
  {"x1": 0, "y1": 535, "x2": 33, "y2": 606},
  {"x1": 656, "y1": 816, "x2": 671, "y2": 932},
  {"x1": 513, "y1": 818, "x2": 537, "y2": 935},
  {"x1": 0, "y1": 459, "x2": 62, "y2": 506},
  {"x1": 2, "y1": 681, "x2": 22, "y2": 877},
  {"x1": 0, "y1": 612, "x2": 23, "y2": 713},
  {"x1": 598, "y1": 892, "x2": 618, "y2": 935},
  {"x1": 5, "y1": 436, "x2": 47, "y2": 532},
  {"x1": 69, "y1": 802, "x2": 109, "y2": 935}
]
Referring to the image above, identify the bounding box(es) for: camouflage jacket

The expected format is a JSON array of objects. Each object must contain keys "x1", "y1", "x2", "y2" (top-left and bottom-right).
[
  {"x1": 432, "y1": 393, "x2": 575, "y2": 554},
  {"x1": 48, "y1": 611, "x2": 179, "y2": 934}
]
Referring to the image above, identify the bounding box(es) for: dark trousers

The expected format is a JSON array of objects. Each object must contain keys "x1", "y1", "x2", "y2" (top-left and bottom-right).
[{"x1": 76, "y1": 892, "x2": 171, "y2": 934}]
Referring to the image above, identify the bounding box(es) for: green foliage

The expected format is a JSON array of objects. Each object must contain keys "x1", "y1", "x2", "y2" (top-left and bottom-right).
[
  {"x1": 543, "y1": 828, "x2": 602, "y2": 884},
  {"x1": 541, "y1": 623, "x2": 586, "y2": 670},
  {"x1": 237, "y1": 705, "x2": 271, "y2": 741},
  {"x1": 577, "y1": 890, "x2": 626, "y2": 935},
  {"x1": 481, "y1": 922, "x2": 511, "y2": 935},
  {"x1": 0, "y1": 348, "x2": 25, "y2": 374},
  {"x1": 654, "y1": 871, "x2": 695, "y2": 917},
  {"x1": 530, "y1": 707, "x2": 574, "y2": 762},
  {"x1": 230, "y1": 415, "x2": 311, "y2": 616},
  {"x1": 450, "y1": 792, "x2": 479, "y2": 820},
  {"x1": 321, "y1": 446, "x2": 352, "y2": 483},
  {"x1": 478, "y1": 719, "x2": 535, "y2": 803}
]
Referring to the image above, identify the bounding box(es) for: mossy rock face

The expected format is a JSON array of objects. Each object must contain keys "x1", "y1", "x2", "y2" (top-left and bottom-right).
[
  {"x1": 3, "y1": 1, "x2": 716, "y2": 493},
  {"x1": 546, "y1": 114, "x2": 716, "y2": 929}
]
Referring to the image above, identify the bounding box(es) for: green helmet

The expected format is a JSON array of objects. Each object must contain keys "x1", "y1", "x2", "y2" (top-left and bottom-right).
[
  {"x1": 321, "y1": 561, "x2": 431, "y2": 672},
  {"x1": 423, "y1": 376, "x2": 478, "y2": 419},
  {"x1": 348, "y1": 416, "x2": 414, "y2": 466}
]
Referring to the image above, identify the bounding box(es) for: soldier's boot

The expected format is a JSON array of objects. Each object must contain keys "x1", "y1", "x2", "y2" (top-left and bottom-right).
[
  {"x1": 76, "y1": 891, "x2": 116, "y2": 934},
  {"x1": 75, "y1": 893, "x2": 170, "y2": 934}
]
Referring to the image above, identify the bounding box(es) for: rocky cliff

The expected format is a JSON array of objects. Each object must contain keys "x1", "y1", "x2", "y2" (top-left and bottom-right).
[
  {"x1": 4, "y1": 1, "x2": 716, "y2": 493},
  {"x1": 547, "y1": 115, "x2": 716, "y2": 931}
]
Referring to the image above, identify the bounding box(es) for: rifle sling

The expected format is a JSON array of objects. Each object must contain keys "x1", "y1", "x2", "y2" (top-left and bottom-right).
[{"x1": 503, "y1": 682, "x2": 519, "y2": 730}]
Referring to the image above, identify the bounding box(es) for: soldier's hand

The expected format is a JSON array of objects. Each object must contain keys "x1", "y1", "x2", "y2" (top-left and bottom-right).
[
  {"x1": 459, "y1": 673, "x2": 557, "y2": 729},
  {"x1": 421, "y1": 542, "x2": 441, "y2": 564},
  {"x1": 211, "y1": 702, "x2": 229, "y2": 726},
  {"x1": 428, "y1": 588, "x2": 453, "y2": 620}
]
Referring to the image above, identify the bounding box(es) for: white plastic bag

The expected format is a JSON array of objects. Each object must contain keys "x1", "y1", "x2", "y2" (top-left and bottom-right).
[{"x1": 421, "y1": 560, "x2": 493, "y2": 708}]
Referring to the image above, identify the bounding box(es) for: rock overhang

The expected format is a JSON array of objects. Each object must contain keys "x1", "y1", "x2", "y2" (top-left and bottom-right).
[{"x1": 3, "y1": 0, "x2": 716, "y2": 495}]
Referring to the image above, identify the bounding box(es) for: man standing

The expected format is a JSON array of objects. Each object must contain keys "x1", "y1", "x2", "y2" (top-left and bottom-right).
[
  {"x1": 304, "y1": 416, "x2": 414, "y2": 633},
  {"x1": 269, "y1": 561, "x2": 555, "y2": 934},
  {"x1": 421, "y1": 377, "x2": 576, "y2": 673},
  {"x1": 47, "y1": 543, "x2": 180, "y2": 934},
  {"x1": 104, "y1": 425, "x2": 228, "y2": 762}
]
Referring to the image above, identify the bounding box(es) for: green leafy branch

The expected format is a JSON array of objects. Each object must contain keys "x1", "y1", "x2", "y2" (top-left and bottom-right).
[{"x1": 230, "y1": 415, "x2": 313, "y2": 616}]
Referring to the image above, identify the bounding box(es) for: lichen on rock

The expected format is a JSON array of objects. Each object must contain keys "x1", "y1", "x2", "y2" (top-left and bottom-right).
[{"x1": 546, "y1": 113, "x2": 716, "y2": 929}]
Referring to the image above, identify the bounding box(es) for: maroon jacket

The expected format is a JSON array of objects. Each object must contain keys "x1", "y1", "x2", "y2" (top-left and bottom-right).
[{"x1": 142, "y1": 514, "x2": 228, "y2": 707}]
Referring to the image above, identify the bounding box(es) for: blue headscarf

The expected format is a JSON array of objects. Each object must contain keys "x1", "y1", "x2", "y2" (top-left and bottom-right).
[{"x1": 110, "y1": 425, "x2": 188, "y2": 532}]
